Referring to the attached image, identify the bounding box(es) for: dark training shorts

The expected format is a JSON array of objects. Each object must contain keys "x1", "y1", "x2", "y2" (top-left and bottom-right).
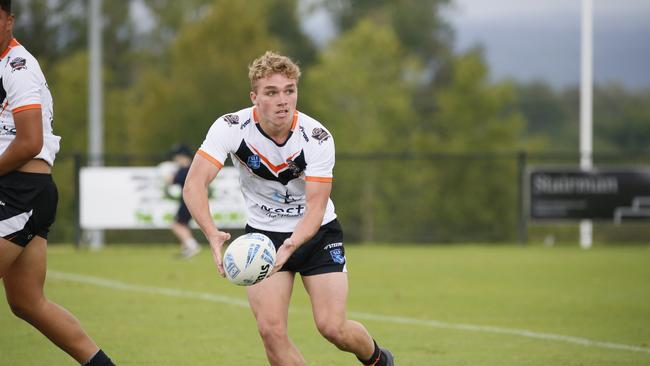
[
  {"x1": 0, "y1": 171, "x2": 58, "y2": 247},
  {"x1": 245, "y1": 219, "x2": 347, "y2": 276},
  {"x1": 175, "y1": 199, "x2": 192, "y2": 225}
]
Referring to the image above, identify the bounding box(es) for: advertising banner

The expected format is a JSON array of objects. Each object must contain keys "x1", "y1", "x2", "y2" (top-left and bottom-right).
[
  {"x1": 529, "y1": 168, "x2": 650, "y2": 222},
  {"x1": 81, "y1": 166, "x2": 247, "y2": 229}
]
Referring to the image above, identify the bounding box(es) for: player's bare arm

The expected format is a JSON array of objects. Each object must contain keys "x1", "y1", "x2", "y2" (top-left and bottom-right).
[
  {"x1": 183, "y1": 152, "x2": 231, "y2": 276},
  {"x1": 0, "y1": 108, "x2": 42, "y2": 175},
  {"x1": 272, "y1": 180, "x2": 331, "y2": 274}
]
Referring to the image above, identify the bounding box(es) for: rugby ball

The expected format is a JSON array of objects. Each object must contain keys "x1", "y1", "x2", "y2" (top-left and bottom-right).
[{"x1": 223, "y1": 233, "x2": 276, "y2": 286}]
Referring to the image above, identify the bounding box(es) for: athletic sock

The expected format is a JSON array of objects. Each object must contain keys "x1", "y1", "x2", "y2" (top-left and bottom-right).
[
  {"x1": 83, "y1": 349, "x2": 115, "y2": 366},
  {"x1": 357, "y1": 340, "x2": 386, "y2": 366}
]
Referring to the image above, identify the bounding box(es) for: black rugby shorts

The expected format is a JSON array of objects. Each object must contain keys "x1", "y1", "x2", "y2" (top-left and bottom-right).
[
  {"x1": 175, "y1": 199, "x2": 192, "y2": 225},
  {"x1": 245, "y1": 219, "x2": 346, "y2": 276},
  {"x1": 0, "y1": 172, "x2": 58, "y2": 247}
]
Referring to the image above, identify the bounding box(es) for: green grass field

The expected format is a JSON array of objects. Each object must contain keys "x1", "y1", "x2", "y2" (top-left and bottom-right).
[{"x1": 1, "y1": 243, "x2": 649, "y2": 365}]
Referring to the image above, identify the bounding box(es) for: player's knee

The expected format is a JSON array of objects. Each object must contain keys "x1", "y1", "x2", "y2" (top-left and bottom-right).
[
  {"x1": 6, "y1": 290, "x2": 46, "y2": 321},
  {"x1": 257, "y1": 321, "x2": 288, "y2": 343},
  {"x1": 7, "y1": 297, "x2": 38, "y2": 320},
  {"x1": 316, "y1": 321, "x2": 345, "y2": 345}
]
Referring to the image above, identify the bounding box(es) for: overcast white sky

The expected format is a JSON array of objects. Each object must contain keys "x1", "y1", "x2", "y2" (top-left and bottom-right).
[{"x1": 448, "y1": 0, "x2": 650, "y2": 88}]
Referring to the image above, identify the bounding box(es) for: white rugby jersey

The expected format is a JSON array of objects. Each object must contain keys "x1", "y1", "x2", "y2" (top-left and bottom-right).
[
  {"x1": 199, "y1": 107, "x2": 337, "y2": 232},
  {"x1": 0, "y1": 39, "x2": 60, "y2": 166}
]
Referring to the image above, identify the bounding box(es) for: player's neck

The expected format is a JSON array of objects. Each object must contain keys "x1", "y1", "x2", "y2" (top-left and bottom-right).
[{"x1": 258, "y1": 119, "x2": 291, "y2": 145}]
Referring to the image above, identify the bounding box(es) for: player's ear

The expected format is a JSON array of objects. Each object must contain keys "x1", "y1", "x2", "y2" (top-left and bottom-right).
[{"x1": 250, "y1": 91, "x2": 257, "y2": 105}]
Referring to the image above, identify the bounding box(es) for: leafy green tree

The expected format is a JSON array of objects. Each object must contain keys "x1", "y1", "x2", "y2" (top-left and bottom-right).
[
  {"x1": 513, "y1": 81, "x2": 650, "y2": 155},
  {"x1": 593, "y1": 84, "x2": 650, "y2": 153},
  {"x1": 139, "y1": 0, "x2": 214, "y2": 50},
  {"x1": 302, "y1": 19, "x2": 418, "y2": 241},
  {"x1": 422, "y1": 50, "x2": 524, "y2": 241},
  {"x1": 13, "y1": 0, "x2": 134, "y2": 80},
  {"x1": 424, "y1": 51, "x2": 523, "y2": 152},
  {"x1": 48, "y1": 52, "x2": 89, "y2": 154},
  {"x1": 319, "y1": 0, "x2": 452, "y2": 61},
  {"x1": 140, "y1": 0, "x2": 316, "y2": 65},
  {"x1": 513, "y1": 81, "x2": 573, "y2": 150},
  {"x1": 124, "y1": 0, "x2": 280, "y2": 155},
  {"x1": 12, "y1": 0, "x2": 82, "y2": 66},
  {"x1": 266, "y1": 0, "x2": 317, "y2": 66}
]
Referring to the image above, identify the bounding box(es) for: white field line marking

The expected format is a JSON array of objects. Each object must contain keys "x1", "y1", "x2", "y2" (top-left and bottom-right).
[
  {"x1": 48, "y1": 270, "x2": 650, "y2": 355},
  {"x1": 48, "y1": 270, "x2": 249, "y2": 308},
  {"x1": 347, "y1": 312, "x2": 650, "y2": 354}
]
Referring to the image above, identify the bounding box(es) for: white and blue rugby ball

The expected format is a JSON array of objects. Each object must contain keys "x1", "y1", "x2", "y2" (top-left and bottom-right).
[{"x1": 223, "y1": 233, "x2": 276, "y2": 286}]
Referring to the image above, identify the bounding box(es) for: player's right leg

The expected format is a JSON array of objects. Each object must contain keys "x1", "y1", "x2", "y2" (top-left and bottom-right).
[
  {"x1": 246, "y1": 271, "x2": 306, "y2": 366},
  {"x1": 3, "y1": 236, "x2": 114, "y2": 365}
]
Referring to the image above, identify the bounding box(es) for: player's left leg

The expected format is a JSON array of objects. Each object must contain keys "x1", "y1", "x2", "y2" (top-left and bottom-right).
[
  {"x1": 302, "y1": 272, "x2": 393, "y2": 365},
  {"x1": 3, "y1": 236, "x2": 111, "y2": 364}
]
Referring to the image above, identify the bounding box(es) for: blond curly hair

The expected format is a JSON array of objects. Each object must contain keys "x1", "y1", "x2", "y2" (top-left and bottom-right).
[{"x1": 248, "y1": 51, "x2": 301, "y2": 91}]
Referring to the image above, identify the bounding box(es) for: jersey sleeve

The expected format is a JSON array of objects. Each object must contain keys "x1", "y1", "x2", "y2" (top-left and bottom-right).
[
  {"x1": 198, "y1": 116, "x2": 241, "y2": 169},
  {"x1": 304, "y1": 133, "x2": 335, "y2": 183},
  {"x1": 4, "y1": 55, "x2": 42, "y2": 113}
]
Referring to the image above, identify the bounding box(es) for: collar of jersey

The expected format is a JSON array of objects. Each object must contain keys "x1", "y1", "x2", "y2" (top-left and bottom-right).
[
  {"x1": 0, "y1": 38, "x2": 20, "y2": 60},
  {"x1": 252, "y1": 107, "x2": 299, "y2": 147}
]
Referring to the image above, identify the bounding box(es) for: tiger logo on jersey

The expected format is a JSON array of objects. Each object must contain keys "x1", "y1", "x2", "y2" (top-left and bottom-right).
[
  {"x1": 286, "y1": 158, "x2": 303, "y2": 177},
  {"x1": 311, "y1": 128, "x2": 330, "y2": 144},
  {"x1": 224, "y1": 114, "x2": 239, "y2": 127},
  {"x1": 9, "y1": 57, "x2": 27, "y2": 72}
]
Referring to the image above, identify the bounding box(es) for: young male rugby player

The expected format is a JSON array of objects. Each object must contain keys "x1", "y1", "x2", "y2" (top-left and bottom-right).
[
  {"x1": 184, "y1": 51, "x2": 394, "y2": 366},
  {"x1": 0, "y1": 1, "x2": 115, "y2": 364}
]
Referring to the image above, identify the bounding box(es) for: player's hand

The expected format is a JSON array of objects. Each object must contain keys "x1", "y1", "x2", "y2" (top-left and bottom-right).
[
  {"x1": 270, "y1": 237, "x2": 298, "y2": 276},
  {"x1": 207, "y1": 231, "x2": 231, "y2": 277}
]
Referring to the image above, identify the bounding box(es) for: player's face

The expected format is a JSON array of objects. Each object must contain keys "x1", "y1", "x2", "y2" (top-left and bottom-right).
[
  {"x1": 0, "y1": 10, "x2": 13, "y2": 46},
  {"x1": 250, "y1": 74, "x2": 298, "y2": 128}
]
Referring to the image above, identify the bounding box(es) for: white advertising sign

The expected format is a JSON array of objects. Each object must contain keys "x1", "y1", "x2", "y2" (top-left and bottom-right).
[{"x1": 80, "y1": 166, "x2": 247, "y2": 229}]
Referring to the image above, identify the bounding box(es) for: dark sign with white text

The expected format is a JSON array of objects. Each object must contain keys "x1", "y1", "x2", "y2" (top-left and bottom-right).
[{"x1": 529, "y1": 169, "x2": 650, "y2": 221}]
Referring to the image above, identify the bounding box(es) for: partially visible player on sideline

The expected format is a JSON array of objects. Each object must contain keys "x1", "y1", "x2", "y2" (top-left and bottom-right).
[
  {"x1": 0, "y1": 1, "x2": 115, "y2": 365},
  {"x1": 184, "y1": 51, "x2": 394, "y2": 366},
  {"x1": 167, "y1": 143, "x2": 201, "y2": 258}
]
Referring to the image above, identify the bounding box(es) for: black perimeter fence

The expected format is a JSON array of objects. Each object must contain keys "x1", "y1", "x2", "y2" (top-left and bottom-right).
[{"x1": 49, "y1": 151, "x2": 650, "y2": 246}]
